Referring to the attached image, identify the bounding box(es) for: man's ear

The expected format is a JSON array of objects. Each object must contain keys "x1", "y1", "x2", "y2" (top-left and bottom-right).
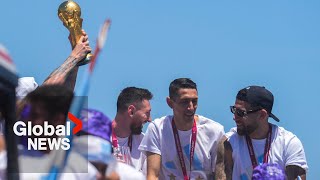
[
  {"x1": 127, "y1": 105, "x2": 135, "y2": 117},
  {"x1": 166, "y1": 97, "x2": 173, "y2": 109},
  {"x1": 260, "y1": 109, "x2": 269, "y2": 121}
]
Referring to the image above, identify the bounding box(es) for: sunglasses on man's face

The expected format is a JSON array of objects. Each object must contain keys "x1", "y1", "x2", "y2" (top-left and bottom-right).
[{"x1": 230, "y1": 106, "x2": 261, "y2": 117}]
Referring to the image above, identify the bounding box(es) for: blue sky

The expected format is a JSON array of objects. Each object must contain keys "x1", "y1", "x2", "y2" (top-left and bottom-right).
[{"x1": 1, "y1": 0, "x2": 319, "y2": 178}]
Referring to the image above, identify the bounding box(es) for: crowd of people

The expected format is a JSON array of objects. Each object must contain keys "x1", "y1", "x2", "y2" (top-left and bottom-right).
[{"x1": 0, "y1": 29, "x2": 308, "y2": 180}]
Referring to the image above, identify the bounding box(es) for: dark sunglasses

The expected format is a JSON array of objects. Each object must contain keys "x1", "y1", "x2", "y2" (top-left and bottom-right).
[{"x1": 230, "y1": 106, "x2": 261, "y2": 117}]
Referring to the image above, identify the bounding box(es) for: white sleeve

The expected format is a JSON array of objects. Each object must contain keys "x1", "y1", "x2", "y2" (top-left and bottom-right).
[
  {"x1": 115, "y1": 162, "x2": 146, "y2": 180},
  {"x1": 138, "y1": 122, "x2": 161, "y2": 155},
  {"x1": 284, "y1": 135, "x2": 308, "y2": 171}
]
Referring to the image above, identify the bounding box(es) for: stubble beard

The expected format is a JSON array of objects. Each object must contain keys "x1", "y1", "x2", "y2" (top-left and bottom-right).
[
  {"x1": 237, "y1": 123, "x2": 257, "y2": 136},
  {"x1": 130, "y1": 125, "x2": 143, "y2": 135}
]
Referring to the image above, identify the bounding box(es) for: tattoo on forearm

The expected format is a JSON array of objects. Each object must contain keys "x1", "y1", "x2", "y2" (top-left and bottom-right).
[
  {"x1": 224, "y1": 140, "x2": 233, "y2": 180},
  {"x1": 64, "y1": 67, "x2": 78, "y2": 89},
  {"x1": 215, "y1": 137, "x2": 227, "y2": 180},
  {"x1": 43, "y1": 56, "x2": 78, "y2": 84}
]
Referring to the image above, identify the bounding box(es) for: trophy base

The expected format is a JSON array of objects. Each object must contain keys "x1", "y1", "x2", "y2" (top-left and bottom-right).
[{"x1": 77, "y1": 54, "x2": 92, "y2": 66}]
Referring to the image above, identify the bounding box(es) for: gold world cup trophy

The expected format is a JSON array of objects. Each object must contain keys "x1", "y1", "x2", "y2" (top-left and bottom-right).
[{"x1": 58, "y1": 1, "x2": 92, "y2": 65}]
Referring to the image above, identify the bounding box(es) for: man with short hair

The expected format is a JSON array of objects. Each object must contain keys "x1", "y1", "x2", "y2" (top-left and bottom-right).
[
  {"x1": 215, "y1": 86, "x2": 308, "y2": 180},
  {"x1": 21, "y1": 84, "x2": 72, "y2": 155},
  {"x1": 139, "y1": 78, "x2": 225, "y2": 180},
  {"x1": 112, "y1": 87, "x2": 153, "y2": 171},
  {"x1": 19, "y1": 84, "x2": 98, "y2": 179},
  {"x1": 25, "y1": 84, "x2": 73, "y2": 133}
]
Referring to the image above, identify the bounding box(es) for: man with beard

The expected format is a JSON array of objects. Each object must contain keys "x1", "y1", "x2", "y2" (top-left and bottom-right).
[
  {"x1": 215, "y1": 86, "x2": 308, "y2": 180},
  {"x1": 139, "y1": 78, "x2": 225, "y2": 180},
  {"x1": 112, "y1": 87, "x2": 153, "y2": 171}
]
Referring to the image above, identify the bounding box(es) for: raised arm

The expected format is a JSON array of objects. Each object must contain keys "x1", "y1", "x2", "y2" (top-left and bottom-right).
[
  {"x1": 16, "y1": 30, "x2": 91, "y2": 119},
  {"x1": 146, "y1": 152, "x2": 161, "y2": 180},
  {"x1": 43, "y1": 29, "x2": 91, "y2": 89},
  {"x1": 215, "y1": 135, "x2": 233, "y2": 180}
]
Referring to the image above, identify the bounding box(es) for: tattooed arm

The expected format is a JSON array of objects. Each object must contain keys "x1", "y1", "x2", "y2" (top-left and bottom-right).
[
  {"x1": 16, "y1": 31, "x2": 90, "y2": 118},
  {"x1": 215, "y1": 136, "x2": 227, "y2": 180},
  {"x1": 215, "y1": 135, "x2": 233, "y2": 180},
  {"x1": 224, "y1": 139, "x2": 234, "y2": 180},
  {"x1": 43, "y1": 30, "x2": 91, "y2": 90}
]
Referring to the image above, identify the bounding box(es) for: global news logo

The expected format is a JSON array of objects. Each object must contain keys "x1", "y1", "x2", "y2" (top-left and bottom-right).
[{"x1": 13, "y1": 112, "x2": 82, "y2": 151}]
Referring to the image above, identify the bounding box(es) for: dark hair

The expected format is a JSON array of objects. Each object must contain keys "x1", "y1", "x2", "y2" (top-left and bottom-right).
[
  {"x1": 169, "y1": 78, "x2": 197, "y2": 99},
  {"x1": 116, "y1": 87, "x2": 153, "y2": 112},
  {"x1": 26, "y1": 84, "x2": 74, "y2": 117}
]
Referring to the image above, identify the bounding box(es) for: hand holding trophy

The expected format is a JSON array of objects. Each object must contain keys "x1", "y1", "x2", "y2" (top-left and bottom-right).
[{"x1": 58, "y1": 1, "x2": 92, "y2": 66}]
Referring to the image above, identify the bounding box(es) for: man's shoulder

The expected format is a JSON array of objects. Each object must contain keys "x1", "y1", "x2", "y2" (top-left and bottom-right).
[
  {"x1": 197, "y1": 115, "x2": 225, "y2": 141},
  {"x1": 225, "y1": 127, "x2": 238, "y2": 139},
  {"x1": 272, "y1": 124, "x2": 301, "y2": 143},
  {"x1": 150, "y1": 115, "x2": 172, "y2": 127},
  {"x1": 272, "y1": 124, "x2": 308, "y2": 170},
  {"x1": 197, "y1": 115, "x2": 224, "y2": 131}
]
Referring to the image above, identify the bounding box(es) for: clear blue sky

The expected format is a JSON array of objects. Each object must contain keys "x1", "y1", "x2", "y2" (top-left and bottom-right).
[{"x1": 1, "y1": 0, "x2": 319, "y2": 179}]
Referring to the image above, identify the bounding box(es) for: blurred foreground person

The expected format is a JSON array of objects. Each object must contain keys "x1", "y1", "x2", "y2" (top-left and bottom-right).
[
  {"x1": 252, "y1": 163, "x2": 286, "y2": 180},
  {"x1": 17, "y1": 85, "x2": 96, "y2": 179},
  {"x1": 0, "y1": 44, "x2": 19, "y2": 180},
  {"x1": 75, "y1": 108, "x2": 145, "y2": 180}
]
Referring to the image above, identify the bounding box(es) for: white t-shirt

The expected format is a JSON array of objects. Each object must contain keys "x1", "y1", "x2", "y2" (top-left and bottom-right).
[
  {"x1": 115, "y1": 133, "x2": 146, "y2": 172},
  {"x1": 115, "y1": 162, "x2": 146, "y2": 180},
  {"x1": 226, "y1": 124, "x2": 308, "y2": 180},
  {"x1": 139, "y1": 115, "x2": 225, "y2": 180}
]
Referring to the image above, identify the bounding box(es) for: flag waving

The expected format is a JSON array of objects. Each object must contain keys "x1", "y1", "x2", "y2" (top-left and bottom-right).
[{"x1": 89, "y1": 19, "x2": 111, "y2": 73}]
